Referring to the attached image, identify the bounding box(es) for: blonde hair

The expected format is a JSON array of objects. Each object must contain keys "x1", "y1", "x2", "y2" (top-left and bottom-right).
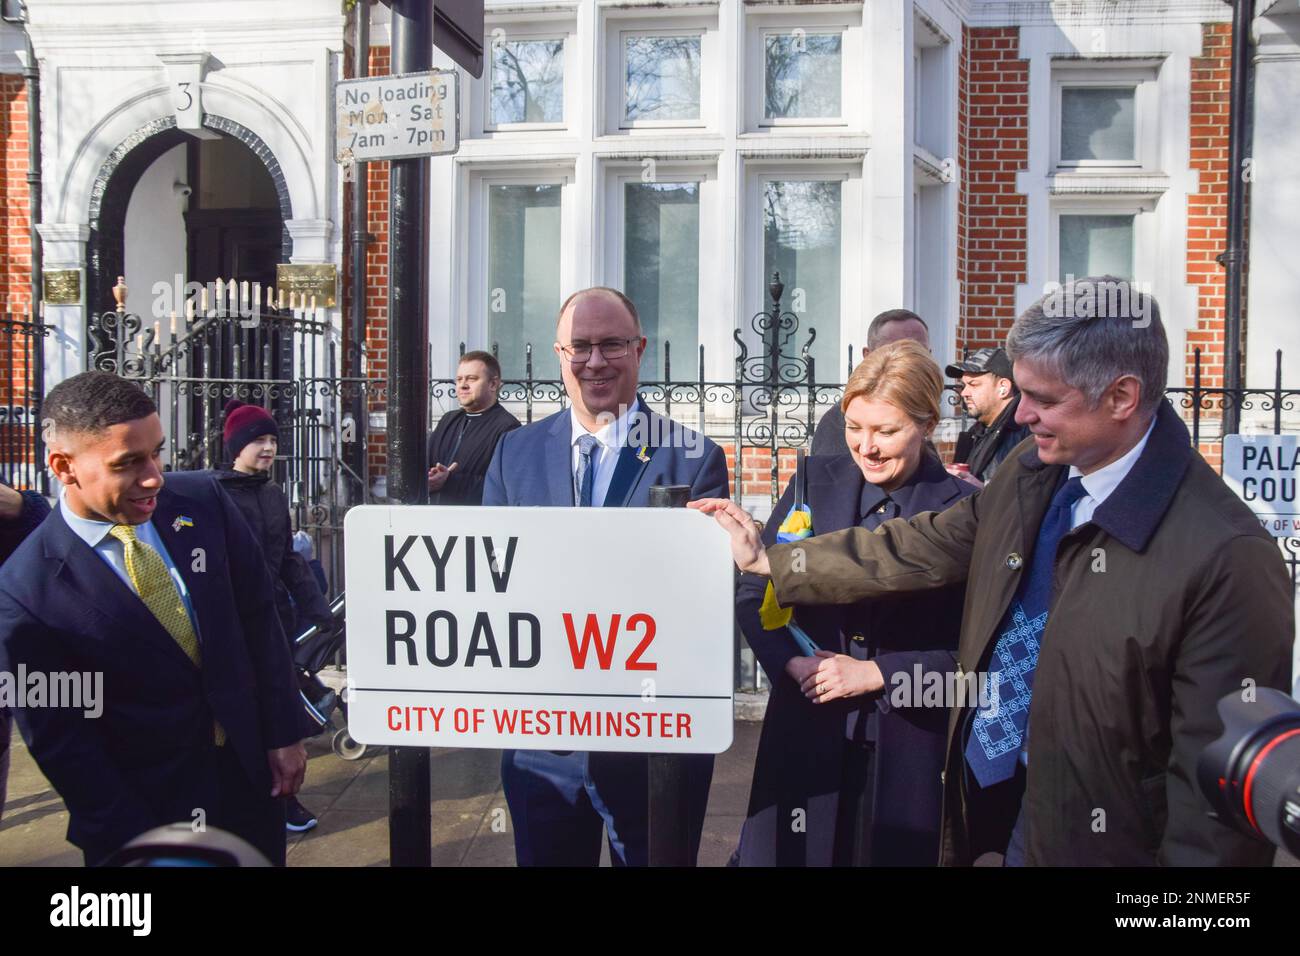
[{"x1": 841, "y1": 340, "x2": 943, "y2": 430}]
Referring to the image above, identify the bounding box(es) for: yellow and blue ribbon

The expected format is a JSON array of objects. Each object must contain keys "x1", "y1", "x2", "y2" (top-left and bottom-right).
[{"x1": 759, "y1": 504, "x2": 813, "y2": 632}]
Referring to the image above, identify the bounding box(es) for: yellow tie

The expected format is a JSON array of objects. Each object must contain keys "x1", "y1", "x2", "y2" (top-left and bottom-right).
[{"x1": 108, "y1": 524, "x2": 225, "y2": 746}]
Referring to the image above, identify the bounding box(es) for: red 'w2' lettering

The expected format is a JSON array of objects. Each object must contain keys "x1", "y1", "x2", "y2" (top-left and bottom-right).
[
  {"x1": 562, "y1": 613, "x2": 658, "y2": 671},
  {"x1": 624, "y1": 613, "x2": 656, "y2": 671}
]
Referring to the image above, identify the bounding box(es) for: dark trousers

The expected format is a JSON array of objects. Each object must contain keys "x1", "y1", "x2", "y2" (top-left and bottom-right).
[
  {"x1": 0, "y1": 709, "x2": 10, "y2": 824},
  {"x1": 86, "y1": 743, "x2": 285, "y2": 867},
  {"x1": 963, "y1": 758, "x2": 1026, "y2": 864},
  {"x1": 832, "y1": 739, "x2": 876, "y2": 866},
  {"x1": 502, "y1": 749, "x2": 712, "y2": 866},
  {"x1": 210, "y1": 744, "x2": 286, "y2": 866}
]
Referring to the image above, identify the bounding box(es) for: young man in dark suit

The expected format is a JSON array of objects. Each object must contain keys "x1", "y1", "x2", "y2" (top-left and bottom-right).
[
  {"x1": 483, "y1": 287, "x2": 729, "y2": 866},
  {"x1": 0, "y1": 480, "x2": 51, "y2": 822},
  {"x1": 0, "y1": 372, "x2": 306, "y2": 865}
]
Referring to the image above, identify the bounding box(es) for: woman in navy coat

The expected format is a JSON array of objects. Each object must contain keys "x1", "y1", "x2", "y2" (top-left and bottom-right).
[{"x1": 736, "y1": 341, "x2": 977, "y2": 866}]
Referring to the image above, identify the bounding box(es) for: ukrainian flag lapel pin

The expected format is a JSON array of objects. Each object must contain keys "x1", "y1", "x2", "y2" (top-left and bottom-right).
[
  {"x1": 636, "y1": 444, "x2": 651, "y2": 463},
  {"x1": 172, "y1": 515, "x2": 194, "y2": 532}
]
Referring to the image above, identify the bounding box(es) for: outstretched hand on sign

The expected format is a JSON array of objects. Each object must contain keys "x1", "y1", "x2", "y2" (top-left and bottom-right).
[
  {"x1": 427, "y1": 461, "x2": 459, "y2": 493},
  {"x1": 688, "y1": 498, "x2": 770, "y2": 576}
]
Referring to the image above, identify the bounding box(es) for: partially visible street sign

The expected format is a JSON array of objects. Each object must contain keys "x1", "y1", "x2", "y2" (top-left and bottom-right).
[
  {"x1": 335, "y1": 69, "x2": 459, "y2": 164},
  {"x1": 1224, "y1": 433, "x2": 1300, "y2": 537},
  {"x1": 374, "y1": 0, "x2": 485, "y2": 78},
  {"x1": 343, "y1": 506, "x2": 735, "y2": 754},
  {"x1": 434, "y1": 0, "x2": 485, "y2": 78}
]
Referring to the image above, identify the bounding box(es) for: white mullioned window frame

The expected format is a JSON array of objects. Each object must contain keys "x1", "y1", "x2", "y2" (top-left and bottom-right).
[
  {"x1": 759, "y1": 26, "x2": 845, "y2": 127},
  {"x1": 1051, "y1": 63, "x2": 1160, "y2": 171},
  {"x1": 469, "y1": 8, "x2": 579, "y2": 139},
  {"x1": 483, "y1": 30, "x2": 571, "y2": 133},
  {"x1": 1049, "y1": 197, "x2": 1158, "y2": 286},
  {"x1": 742, "y1": 164, "x2": 863, "y2": 385},
  {"x1": 742, "y1": 8, "x2": 863, "y2": 134},
  {"x1": 599, "y1": 10, "x2": 720, "y2": 136},
  {"x1": 601, "y1": 161, "x2": 718, "y2": 385},
  {"x1": 464, "y1": 166, "x2": 575, "y2": 377}
]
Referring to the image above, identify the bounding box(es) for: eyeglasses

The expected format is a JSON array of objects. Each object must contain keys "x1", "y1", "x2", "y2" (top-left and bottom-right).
[{"x1": 558, "y1": 337, "x2": 639, "y2": 363}]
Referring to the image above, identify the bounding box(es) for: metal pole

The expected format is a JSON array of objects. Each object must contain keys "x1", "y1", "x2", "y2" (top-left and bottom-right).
[
  {"x1": 767, "y1": 276, "x2": 782, "y2": 505},
  {"x1": 1219, "y1": 0, "x2": 1254, "y2": 436},
  {"x1": 386, "y1": 0, "x2": 432, "y2": 868},
  {"x1": 25, "y1": 29, "x2": 45, "y2": 493},
  {"x1": 348, "y1": 0, "x2": 372, "y2": 502},
  {"x1": 646, "y1": 483, "x2": 694, "y2": 867}
]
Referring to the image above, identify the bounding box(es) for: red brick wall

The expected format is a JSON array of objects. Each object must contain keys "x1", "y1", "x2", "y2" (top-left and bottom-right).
[
  {"x1": 0, "y1": 74, "x2": 30, "y2": 316},
  {"x1": 359, "y1": 47, "x2": 391, "y2": 480},
  {"x1": 956, "y1": 26, "x2": 1028, "y2": 358},
  {"x1": 733, "y1": 445, "x2": 799, "y2": 501},
  {"x1": 1, "y1": 72, "x2": 34, "y2": 473},
  {"x1": 1186, "y1": 22, "x2": 1234, "y2": 468},
  {"x1": 1185, "y1": 22, "x2": 1231, "y2": 392}
]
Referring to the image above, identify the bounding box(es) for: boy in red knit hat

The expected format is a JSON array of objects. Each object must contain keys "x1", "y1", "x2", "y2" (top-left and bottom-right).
[{"x1": 218, "y1": 399, "x2": 333, "y2": 834}]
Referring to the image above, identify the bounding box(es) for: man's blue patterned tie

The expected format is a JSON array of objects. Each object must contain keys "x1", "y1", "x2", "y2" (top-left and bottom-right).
[
  {"x1": 576, "y1": 434, "x2": 599, "y2": 507},
  {"x1": 964, "y1": 475, "x2": 1089, "y2": 787}
]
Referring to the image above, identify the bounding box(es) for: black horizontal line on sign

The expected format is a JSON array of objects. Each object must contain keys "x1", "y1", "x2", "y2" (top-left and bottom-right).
[{"x1": 353, "y1": 688, "x2": 731, "y2": 700}]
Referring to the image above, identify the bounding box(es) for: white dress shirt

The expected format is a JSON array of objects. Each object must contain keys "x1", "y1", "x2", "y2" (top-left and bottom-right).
[
  {"x1": 59, "y1": 488, "x2": 200, "y2": 636},
  {"x1": 569, "y1": 401, "x2": 641, "y2": 507},
  {"x1": 1067, "y1": 414, "x2": 1158, "y2": 529}
]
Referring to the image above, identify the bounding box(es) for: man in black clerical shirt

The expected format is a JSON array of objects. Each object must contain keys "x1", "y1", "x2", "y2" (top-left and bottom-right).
[{"x1": 427, "y1": 351, "x2": 521, "y2": 505}]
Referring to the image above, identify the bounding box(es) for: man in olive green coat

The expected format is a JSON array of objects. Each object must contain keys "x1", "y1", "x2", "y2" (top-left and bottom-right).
[{"x1": 694, "y1": 277, "x2": 1294, "y2": 866}]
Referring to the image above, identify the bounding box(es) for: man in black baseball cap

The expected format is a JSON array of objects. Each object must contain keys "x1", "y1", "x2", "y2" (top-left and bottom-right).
[{"x1": 947, "y1": 347, "x2": 1030, "y2": 483}]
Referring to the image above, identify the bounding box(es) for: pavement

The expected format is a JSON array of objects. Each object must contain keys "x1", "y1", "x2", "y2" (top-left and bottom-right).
[
  {"x1": 0, "y1": 715, "x2": 762, "y2": 867},
  {"x1": 6, "y1": 710, "x2": 1295, "y2": 868}
]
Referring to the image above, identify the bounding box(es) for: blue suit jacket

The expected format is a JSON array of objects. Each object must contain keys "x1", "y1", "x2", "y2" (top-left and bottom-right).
[
  {"x1": 0, "y1": 471, "x2": 302, "y2": 862},
  {"x1": 482, "y1": 401, "x2": 728, "y2": 841},
  {"x1": 483, "y1": 400, "x2": 728, "y2": 508}
]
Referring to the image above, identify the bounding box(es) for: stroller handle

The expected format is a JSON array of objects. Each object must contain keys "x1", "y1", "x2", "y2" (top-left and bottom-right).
[{"x1": 293, "y1": 592, "x2": 346, "y2": 646}]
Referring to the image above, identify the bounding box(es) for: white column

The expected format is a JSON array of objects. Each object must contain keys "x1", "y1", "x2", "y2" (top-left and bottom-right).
[
  {"x1": 864, "y1": 0, "x2": 911, "y2": 320},
  {"x1": 1246, "y1": 12, "x2": 1300, "y2": 397},
  {"x1": 285, "y1": 218, "x2": 336, "y2": 263},
  {"x1": 1250, "y1": 5, "x2": 1300, "y2": 695},
  {"x1": 36, "y1": 223, "x2": 92, "y2": 387}
]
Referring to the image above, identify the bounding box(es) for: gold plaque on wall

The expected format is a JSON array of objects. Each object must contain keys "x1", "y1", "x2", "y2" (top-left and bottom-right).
[
  {"x1": 43, "y1": 270, "x2": 81, "y2": 305},
  {"x1": 276, "y1": 264, "x2": 338, "y2": 308}
]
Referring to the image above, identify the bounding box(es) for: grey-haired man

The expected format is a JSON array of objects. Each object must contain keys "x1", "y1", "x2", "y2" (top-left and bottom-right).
[{"x1": 693, "y1": 276, "x2": 1294, "y2": 865}]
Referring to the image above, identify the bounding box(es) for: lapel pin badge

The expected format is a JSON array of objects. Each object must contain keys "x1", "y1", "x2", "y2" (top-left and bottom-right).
[
  {"x1": 636, "y1": 445, "x2": 651, "y2": 463},
  {"x1": 172, "y1": 515, "x2": 194, "y2": 532}
]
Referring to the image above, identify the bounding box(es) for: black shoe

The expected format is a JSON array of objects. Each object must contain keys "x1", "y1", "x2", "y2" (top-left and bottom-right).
[{"x1": 286, "y1": 796, "x2": 318, "y2": 833}]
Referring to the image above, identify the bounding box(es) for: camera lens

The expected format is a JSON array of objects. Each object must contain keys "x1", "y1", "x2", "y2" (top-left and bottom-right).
[{"x1": 1198, "y1": 687, "x2": 1300, "y2": 857}]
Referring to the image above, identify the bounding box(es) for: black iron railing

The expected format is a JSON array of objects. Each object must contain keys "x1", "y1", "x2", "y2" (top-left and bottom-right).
[
  {"x1": 0, "y1": 314, "x2": 48, "y2": 494},
  {"x1": 4, "y1": 280, "x2": 1289, "y2": 695}
]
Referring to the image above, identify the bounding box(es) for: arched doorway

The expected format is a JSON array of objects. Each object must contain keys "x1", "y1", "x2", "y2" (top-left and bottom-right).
[
  {"x1": 86, "y1": 114, "x2": 292, "y2": 315},
  {"x1": 86, "y1": 116, "x2": 298, "y2": 470}
]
